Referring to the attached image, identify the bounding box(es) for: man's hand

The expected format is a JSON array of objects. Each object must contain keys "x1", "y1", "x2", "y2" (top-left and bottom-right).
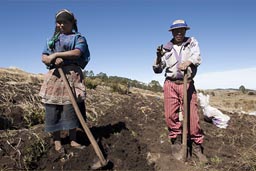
[
  {"x1": 156, "y1": 44, "x2": 165, "y2": 64},
  {"x1": 178, "y1": 61, "x2": 192, "y2": 71},
  {"x1": 156, "y1": 44, "x2": 164, "y2": 57}
]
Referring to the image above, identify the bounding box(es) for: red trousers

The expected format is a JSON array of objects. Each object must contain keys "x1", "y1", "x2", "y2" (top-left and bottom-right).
[{"x1": 163, "y1": 80, "x2": 203, "y2": 144}]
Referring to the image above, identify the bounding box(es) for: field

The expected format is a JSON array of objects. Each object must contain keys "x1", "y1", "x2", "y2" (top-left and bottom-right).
[{"x1": 0, "y1": 67, "x2": 256, "y2": 171}]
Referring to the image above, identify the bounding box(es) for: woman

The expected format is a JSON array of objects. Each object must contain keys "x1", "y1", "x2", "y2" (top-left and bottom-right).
[{"x1": 39, "y1": 9, "x2": 90, "y2": 152}]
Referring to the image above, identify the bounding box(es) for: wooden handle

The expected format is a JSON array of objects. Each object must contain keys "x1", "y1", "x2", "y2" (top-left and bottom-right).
[
  {"x1": 58, "y1": 67, "x2": 107, "y2": 166},
  {"x1": 182, "y1": 70, "x2": 188, "y2": 162}
]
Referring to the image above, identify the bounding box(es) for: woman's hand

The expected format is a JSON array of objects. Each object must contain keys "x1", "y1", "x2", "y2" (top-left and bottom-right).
[
  {"x1": 54, "y1": 57, "x2": 64, "y2": 66},
  {"x1": 41, "y1": 53, "x2": 58, "y2": 65},
  {"x1": 42, "y1": 54, "x2": 55, "y2": 65}
]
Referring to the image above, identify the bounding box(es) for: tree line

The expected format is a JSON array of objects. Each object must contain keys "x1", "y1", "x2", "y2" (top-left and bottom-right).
[{"x1": 83, "y1": 70, "x2": 162, "y2": 93}]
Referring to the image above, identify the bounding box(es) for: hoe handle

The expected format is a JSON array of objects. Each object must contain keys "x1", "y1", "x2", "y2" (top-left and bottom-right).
[
  {"x1": 58, "y1": 67, "x2": 107, "y2": 166},
  {"x1": 182, "y1": 70, "x2": 188, "y2": 161}
]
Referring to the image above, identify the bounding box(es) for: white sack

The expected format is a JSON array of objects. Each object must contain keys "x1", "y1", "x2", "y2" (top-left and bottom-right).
[{"x1": 197, "y1": 92, "x2": 230, "y2": 128}]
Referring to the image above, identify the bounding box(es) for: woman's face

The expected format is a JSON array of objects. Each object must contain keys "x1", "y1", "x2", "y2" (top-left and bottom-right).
[
  {"x1": 172, "y1": 28, "x2": 186, "y2": 44},
  {"x1": 56, "y1": 20, "x2": 73, "y2": 34}
]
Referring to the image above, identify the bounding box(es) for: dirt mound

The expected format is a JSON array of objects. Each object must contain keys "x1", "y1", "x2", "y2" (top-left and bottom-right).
[{"x1": 1, "y1": 67, "x2": 256, "y2": 171}]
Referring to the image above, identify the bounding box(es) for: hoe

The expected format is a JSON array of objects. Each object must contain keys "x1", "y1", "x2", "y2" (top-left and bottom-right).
[
  {"x1": 181, "y1": 69, "x2": 188, "y2": 162},
  {"x1": 58, "y1": 67, "x2": 109, "y2": 170}
]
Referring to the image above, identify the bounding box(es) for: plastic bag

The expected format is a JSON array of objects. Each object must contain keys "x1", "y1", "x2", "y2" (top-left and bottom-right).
[{"x1": 197, "y1": 93, "x2": 230, "y2": 128}]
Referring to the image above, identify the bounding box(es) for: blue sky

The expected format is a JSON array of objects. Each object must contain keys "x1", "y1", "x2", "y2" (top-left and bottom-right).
[{"x1": 1, "y1": 0, "x2": 256, "y2": 90}]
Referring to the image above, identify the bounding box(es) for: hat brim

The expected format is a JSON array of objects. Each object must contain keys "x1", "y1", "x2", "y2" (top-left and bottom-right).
[{"x1": 168, "y1": 26, "x2": 190, "y2": 31}]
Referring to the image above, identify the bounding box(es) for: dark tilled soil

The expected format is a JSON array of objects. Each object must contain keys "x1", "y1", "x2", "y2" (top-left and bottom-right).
[{"x1": 1, "y1": 68, "x2": 256, "y2": 171}]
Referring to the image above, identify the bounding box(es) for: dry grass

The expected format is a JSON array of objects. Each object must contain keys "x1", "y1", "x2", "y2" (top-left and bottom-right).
[
  {"x1": 130, "y1": 87, "x2": 163, "y2": 98},
  {"x1": 202, "y1": 89, "x2": 256, "y2": 113},
  {"x1": 0, "y1": 67, "x2": 44, "y2": 129},
  {"x1": 228, "y1": 144, "x2": 256, "y2": 171}
]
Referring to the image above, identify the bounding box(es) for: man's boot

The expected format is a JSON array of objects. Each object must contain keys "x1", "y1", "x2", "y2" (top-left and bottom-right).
[
  {"x1": 192, "y1": 143, "x2": 208, "y2": 163},
  {"x1": 170, "y1": 134, "x2": 183, "y2": 160}
]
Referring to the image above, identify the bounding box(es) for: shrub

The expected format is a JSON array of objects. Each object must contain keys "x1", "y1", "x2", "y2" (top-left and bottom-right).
[
  {"x1": 23, "y1": 104, "x2": 45, "y2": 128},
  {"x1": 110, "y1": 83, "x2": 127, "y2": 94},
  {"x1": 248, "y1": 91, "x2": 256, "y2": 95},
  {"x1": 85, "y1": 77, "x2": 101, "y2": 89},
  {"x1": 239, "y1": 85, "x2": 246, "y2": 94}
]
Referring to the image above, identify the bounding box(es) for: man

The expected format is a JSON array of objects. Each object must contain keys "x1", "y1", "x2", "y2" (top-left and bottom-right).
[{"x1": 152, "y1": 19, "x2": 207, "y2": 163}]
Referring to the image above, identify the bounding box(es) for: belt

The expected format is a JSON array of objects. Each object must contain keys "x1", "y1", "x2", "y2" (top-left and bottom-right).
[
  {"x1": 48, "y1": 63, "x2": 79, "y2": 69},
  {"x1": 165, "y1": 77, "x2": 193, "y2": 85}
]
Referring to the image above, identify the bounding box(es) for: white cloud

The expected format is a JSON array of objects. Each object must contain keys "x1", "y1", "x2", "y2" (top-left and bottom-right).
[
  {"x1": 195, "y1": 67, "x2": 256, "y2": 90},
  {"x1": 150, "y1": 67, "x2": 256, "y2": 90}
]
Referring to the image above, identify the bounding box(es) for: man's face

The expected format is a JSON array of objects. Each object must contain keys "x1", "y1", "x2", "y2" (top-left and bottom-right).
[{"x1": 172, "y1": 28, "x2": 186, "y2": 44}]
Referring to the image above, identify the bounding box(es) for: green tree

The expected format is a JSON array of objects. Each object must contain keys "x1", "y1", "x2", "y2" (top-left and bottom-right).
[
  {"x1": 96, "y1": 72, "x2": 108, "y2": 81},
  {"x1": 83, "y1": 70, "x2": 94, "y2": 77},
  {"x1": 148, "y1": 80, "x2": 162, "y2": 92},
  {"x1": 239, "y1": 85, "x2": 246, "y2": 94}
]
